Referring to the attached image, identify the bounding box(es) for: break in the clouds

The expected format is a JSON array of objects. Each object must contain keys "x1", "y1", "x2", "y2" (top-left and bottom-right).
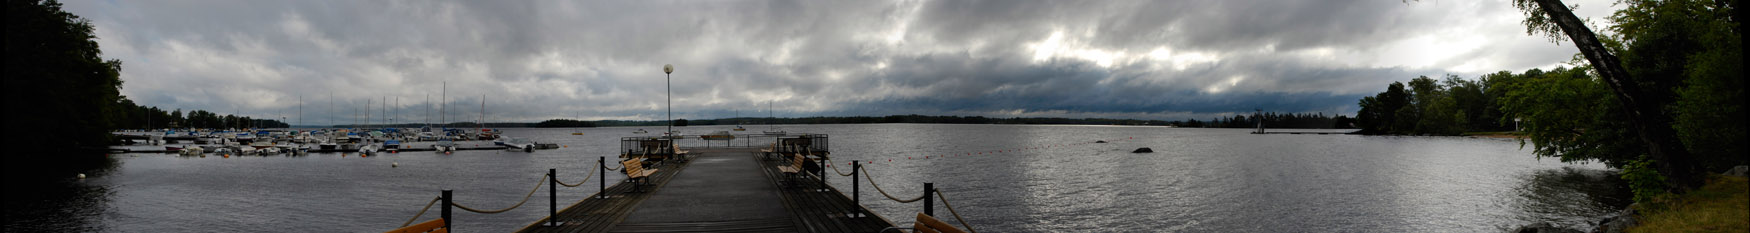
[{"x1": 61, "y1": 0, "x2": 1619, "y2": 124}]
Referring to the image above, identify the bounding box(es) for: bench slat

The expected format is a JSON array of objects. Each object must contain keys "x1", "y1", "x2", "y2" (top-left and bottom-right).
[
  {"x1": 384, "y1": 218, "x2": 445, "y2": 233},
  {"x1": 915, "y1": 213, "x2": 967, "y2": 233}
]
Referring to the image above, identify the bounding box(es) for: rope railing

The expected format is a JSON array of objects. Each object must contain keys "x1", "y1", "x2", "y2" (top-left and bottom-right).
[
  {"x1": 451, "y1": 175, "x2": 547, "y2": 214},
  {"x1": 827, "y1": 159, "x2": 855, "y2": 177},
  {"x1": 860, "y1": 166, "x2": 927, "y2": 203},
  {"x1": 556, "y1": 163, "x2": 599, "y2": 187},
  {"x1": 934, "y1": 189, "x2": 980, "y2": 233},
  {"x1": 398, "y1": 196, "x2": 443, "y2": 227},
  {"x1": 846, "y1": 162, "x2": 980, "y2": 232}
]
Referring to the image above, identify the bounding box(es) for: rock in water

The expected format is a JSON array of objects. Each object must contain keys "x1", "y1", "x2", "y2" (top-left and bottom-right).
[
  {"x1": 1725, "y1": 165, "x2": 1749, "y2": 177},
  {"x1": 1131, "y1": 147, "x2": 1153, "y2": 153},
  {"x1": 1095, "y1": 140, "x2": 1108, "y2": 143}
]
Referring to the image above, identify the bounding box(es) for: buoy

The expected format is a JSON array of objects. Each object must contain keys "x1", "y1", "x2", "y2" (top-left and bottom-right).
[{"x1": 77, "y1": 173, "x2": 86, "y2": 179}]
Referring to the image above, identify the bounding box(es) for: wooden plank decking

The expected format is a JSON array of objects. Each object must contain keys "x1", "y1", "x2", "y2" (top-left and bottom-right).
[{"x1": 516, "y1": 148, "x2": 894, "y2": 233}]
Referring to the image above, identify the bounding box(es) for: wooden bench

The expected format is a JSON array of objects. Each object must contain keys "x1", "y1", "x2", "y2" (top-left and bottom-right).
[
  {"x1": 879, "y1": 213, "x2": 967, "y2": 233},
  {"x1": 759, "y1": 142, "x2": 779, "y2": 160},
  {"x1": 670, "y1": 144, "x2": 689, "y2": 161},
  {"x1": 622, "y1": 159, "x2": 658, "y2": 192},
  {"x1": 776, "y1": 146, "x2": 809, "y2": 187},
  {"x1": 384, "y1": 218, "x2": 447, "y2": 233}
]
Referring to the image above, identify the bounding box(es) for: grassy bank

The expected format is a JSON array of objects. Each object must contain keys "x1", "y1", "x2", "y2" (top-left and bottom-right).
[{"x1": 1628, "y1": 175, "x2": 1748, "y2": 233}]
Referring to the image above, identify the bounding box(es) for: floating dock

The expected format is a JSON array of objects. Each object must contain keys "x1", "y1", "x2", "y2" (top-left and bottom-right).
[{"x1": 515, "y1": 147, "x2": 895, "y2": 233}]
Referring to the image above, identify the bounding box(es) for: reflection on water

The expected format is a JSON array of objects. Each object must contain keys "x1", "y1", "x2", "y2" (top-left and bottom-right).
[
  {"x1": 3, "y1": 180, "x2": 113, "y2": 232},
  {"x1": 1509, "y1": 167, "x2": 1631, "y2": 231}
]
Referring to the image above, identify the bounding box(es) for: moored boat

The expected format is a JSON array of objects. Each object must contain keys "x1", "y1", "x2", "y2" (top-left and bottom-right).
[{"x1": 701, "y1": 131, "x2": 735, "y2": 140}]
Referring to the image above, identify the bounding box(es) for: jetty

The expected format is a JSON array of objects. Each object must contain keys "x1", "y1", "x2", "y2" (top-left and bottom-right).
[{"x1": 389, "y1": 134, "x2": 974, "y2": 233}]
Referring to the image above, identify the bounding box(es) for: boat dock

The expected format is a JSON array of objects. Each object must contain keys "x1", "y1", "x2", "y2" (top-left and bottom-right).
[
  {"x1": 515, "y1": 147, "x2": 895, "y2": 233},
  {"x1": 388, "y1": 134, "x2": 980, "y2": 233}
]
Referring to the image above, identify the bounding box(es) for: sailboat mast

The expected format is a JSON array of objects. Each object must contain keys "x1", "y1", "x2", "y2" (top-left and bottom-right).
[
  {"x1": 434, "y1": 81, "x2": 441, "y2": 128},
  {"x1": 479, "y1": 95, "x2": 485, "y2": 130}
]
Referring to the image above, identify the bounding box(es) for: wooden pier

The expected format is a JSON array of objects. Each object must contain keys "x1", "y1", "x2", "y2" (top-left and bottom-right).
[{"x1": 515, "y1": 147, "x2": 895, "y2": 233}]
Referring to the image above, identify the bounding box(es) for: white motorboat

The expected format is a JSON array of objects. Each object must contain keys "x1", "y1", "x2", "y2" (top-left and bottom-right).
[
  {"x1": 432, "y1": 140, "x2": 457, "y2": 153},
  {"x1": 503, "y1": 137, "x2": 535, "y2": 153}
]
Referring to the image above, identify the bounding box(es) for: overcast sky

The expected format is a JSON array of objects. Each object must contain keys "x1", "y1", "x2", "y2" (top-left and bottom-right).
[{"x1": 63, "y1": 0, "x2": 1619, "y2": 125}]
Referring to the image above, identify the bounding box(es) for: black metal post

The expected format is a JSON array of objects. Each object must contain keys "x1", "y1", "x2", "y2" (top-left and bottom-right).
[
  {"x1": 598, "y1": 156, "x2": 607, "y2": 199},
  {"x1": 818, "y1": 157, "x2": 828, "y2": 192},
  {"x1": 852, "y1": 160, "x2": 860, "y2": 217},
  {"x1": 923, "y1": 183, "x2": 934, "y2": 216},
  {"x1": 441, "y1": 190, "x2": 453, "y2": 231},
  {"x1": 547, "y1": 168, "x2": 557, "y2": 226}
]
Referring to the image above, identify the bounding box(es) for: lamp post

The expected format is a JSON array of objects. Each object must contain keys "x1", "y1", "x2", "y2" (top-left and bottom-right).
[{"x1": 664, "y1": 64, "x2": 674, "y2": 138}]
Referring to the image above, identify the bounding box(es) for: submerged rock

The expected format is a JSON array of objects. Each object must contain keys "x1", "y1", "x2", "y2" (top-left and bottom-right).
[
  {"x1": 1594, "y1": 204, "x2": 1639, "y2": 233},
  {"x1": 1131, "y1": 147, "x2": 1153, "y2": 153}
]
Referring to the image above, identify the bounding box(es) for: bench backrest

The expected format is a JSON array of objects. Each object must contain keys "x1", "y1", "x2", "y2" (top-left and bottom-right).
[
  {"x1": 912, "y1": 213, "x2": 967, "y2": 233},
  {"x1": 622, "y1": 160, "x2": 644, "y2": 175},
  {"x1": 791, "y1": 152, "x2": 807, "y2": 169},
  {"x1": 384, "y1": 218, "x2": 446, "y2": 233}
]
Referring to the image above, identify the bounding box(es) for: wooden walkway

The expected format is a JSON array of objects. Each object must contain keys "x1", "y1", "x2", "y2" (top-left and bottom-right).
[{"x1": 517, "y1": 148, "x2": 894, "y2": 233}]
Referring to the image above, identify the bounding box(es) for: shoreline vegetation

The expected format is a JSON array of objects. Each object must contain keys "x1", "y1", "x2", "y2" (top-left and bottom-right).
[{"x1": 1628, "y1": 175, "x2": 1748, "y2": 233}]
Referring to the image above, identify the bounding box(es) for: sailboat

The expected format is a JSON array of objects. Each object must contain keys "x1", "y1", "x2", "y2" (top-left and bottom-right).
[
  {"x1": 762, "y1": 101, "x2": 785, "y2": 135},
  {"x1": 733, "y1": 109, "x2": 747, "y2": 131},
  {"x1": 571, "y1": 111, "x2": 585, "y2": 135}
]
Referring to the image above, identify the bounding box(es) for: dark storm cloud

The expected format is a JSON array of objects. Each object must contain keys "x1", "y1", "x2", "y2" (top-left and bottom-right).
[{"x1": 61, "y1": 0, "x2": 1614, "y2": 123}]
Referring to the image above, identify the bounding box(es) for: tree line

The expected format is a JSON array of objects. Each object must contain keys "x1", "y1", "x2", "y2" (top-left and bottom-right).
[
  {"x1": 1183, "y1": 112, "x2": 1354, "y2": 129},
  {"x1": 526, "y1": 113, "x2": 1351, "y2": 129},
  {"x1": 1355, "y1": 74, "x2": 1513, "y2": 135},
  {"x1": 111, "y1": 99, "x2": 289, "y2": 129}
]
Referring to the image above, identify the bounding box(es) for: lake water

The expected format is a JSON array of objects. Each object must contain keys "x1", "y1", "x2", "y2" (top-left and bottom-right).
[{"x1": 9, "y1": 124, "x2": 1628, "y2": 232}]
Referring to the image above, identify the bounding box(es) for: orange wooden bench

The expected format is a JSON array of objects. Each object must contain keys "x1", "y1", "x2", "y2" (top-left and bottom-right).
[
  {"x1": 776, "y1": 146, "x2": 811, "y2": 187},
  {"x1": 384, "y1": 218, "x2": 446, "y2": 233},
  {"x1": 622, "y1": 159, "x2": 658, "y2": 192},
  {"x1": 880, "y1": 213, "x2": 967, "y2": 233}
]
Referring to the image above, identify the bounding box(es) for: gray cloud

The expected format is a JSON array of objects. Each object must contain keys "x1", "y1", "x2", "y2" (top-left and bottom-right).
[{"x1": 63, "y1": 0, "x2": 1615, "y2": 124}]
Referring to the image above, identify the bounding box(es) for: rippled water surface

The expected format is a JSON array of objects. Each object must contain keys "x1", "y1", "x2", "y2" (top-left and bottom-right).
[{"x1": 16, "y1": 124, "x2": 1627, "y2": 232}]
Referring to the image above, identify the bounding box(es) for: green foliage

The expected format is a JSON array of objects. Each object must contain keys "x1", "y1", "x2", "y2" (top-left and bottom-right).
[
  {"x1": 1620, "y1": 156, "x2": 1669, "y2": 203},
  {"x1": 5, "y1": 0, "x2": 124, "y2": 182},
  {"x1": 1498, "y1": 67, "x2": 1648, "y2": 167},
  {"x1": 1356, "y1": 82, "x2": 1410, "y2": 133},
  {"x1": 1610, "y1": 0, "x2": 1747, "y2": 172},
  {"x1": 1493, "y1": 0, "x2": 1743, "y2": 194}
]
